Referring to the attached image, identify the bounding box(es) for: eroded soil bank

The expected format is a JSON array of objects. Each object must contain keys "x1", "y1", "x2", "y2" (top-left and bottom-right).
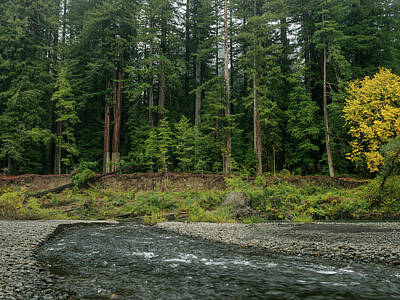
[{"x1": 0, "y1": 173, "x2": 366, "y2": 193}]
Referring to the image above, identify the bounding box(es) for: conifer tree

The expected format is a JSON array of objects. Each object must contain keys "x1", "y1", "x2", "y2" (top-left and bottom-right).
[
  {"x1": 51, "y1": 66, "x2": 79, "y2": 172},
  {"x1": 285, "y1": 63, "x2": 321, "y2": 174},
  {"x1": 0, "y1": 0, "x2": 58, "y2": 174},
  {"x1": 0, "y1": 0, "x2": 399, "y2": 177},
  {"x1": 223, "y1": 0, "x2": 232, "y2": 174},
  {"x1": 191, "y1": 0, "x2": 216, "y2": 126},
  {"x1": 145, "y1": 118, "x2": 173, "y2": 173},
  {"x1": 174, "y1": 116, "x2": 196, "y2": 172},
  {"x1": 311, "y1": 0, "x2": 348, "y2": 177}
]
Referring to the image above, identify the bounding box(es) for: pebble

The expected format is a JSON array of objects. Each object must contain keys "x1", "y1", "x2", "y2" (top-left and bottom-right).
[{"x1": 0, "y1": 220, "x2": 116, "y2": 299}]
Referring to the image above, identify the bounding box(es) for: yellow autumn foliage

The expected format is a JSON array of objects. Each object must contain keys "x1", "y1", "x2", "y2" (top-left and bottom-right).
[{"x1": 344, "y1": 68, "x2": 400, "y2": 172}]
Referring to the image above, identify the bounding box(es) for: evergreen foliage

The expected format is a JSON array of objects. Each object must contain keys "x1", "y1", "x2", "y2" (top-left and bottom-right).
[
  {"x1": 145, "y1": 118, "x2": 173, "y2": 173},
  {"x1": 52, "y1": 66, "x2": 79, "y2": 170},
  {"x1": 0, "y1": 0, "x2": 399, "y2": 177},
  {"x1": 174, "y1": 116, "x2": 196, "y2": 172}
]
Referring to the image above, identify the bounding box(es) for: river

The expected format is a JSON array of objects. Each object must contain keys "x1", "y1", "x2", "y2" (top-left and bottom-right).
[{"x1": 37, "y1": 223, "x2": 400, "y2": 299}]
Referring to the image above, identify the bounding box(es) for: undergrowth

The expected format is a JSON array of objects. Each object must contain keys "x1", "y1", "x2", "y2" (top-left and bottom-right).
[
  {"x1": 1, "y1": 175, "x2": 399, "y2": 223},
  {"x1": 0, "y1": 190, "x2": 67, "y2": 220}
]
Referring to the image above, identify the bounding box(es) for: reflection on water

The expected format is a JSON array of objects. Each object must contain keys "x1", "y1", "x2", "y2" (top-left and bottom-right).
[{"x1": 37, "y1": 224, "x2": 400, "y2": 299}]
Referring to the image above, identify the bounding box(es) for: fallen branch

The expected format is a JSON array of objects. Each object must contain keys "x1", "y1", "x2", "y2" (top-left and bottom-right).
[
  {"x1": 29, "y1": 167, "x2": 134, "y2": 198},
  {"x1": 29, "y1": 182, "x2": 74, "y2": 198},
  {"x1": 63, "y1": 207, "x2": 79, "y2": 213},
  {"x1": 116, "y1": 211, "x2": 188, "y2": 220}
]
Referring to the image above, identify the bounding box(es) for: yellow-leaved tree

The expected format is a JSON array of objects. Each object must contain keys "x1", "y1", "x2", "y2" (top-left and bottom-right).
[{"x1": 343, "y1": 68, "x2": 400, "y2": 172}]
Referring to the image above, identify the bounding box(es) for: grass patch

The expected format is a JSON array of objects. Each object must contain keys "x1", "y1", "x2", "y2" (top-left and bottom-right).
[
  {"x1": 293, "y1": 214, "x2": 313, "y2": 223},
  {"x1": 0, "y1": 191, "x2": 67, "y2": 220}
]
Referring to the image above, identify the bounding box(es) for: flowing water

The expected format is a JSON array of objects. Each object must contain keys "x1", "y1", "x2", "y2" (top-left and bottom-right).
[{"x1": 37, "y1": 224, "x2": 400, "y2": 299}]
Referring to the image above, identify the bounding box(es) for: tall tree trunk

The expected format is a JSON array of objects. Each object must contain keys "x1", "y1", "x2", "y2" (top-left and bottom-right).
[
  {"x1": 214, "y1": 1, "x2": 221, "y2": 144},
  {"x1": 158, "y1": 64, "x2": 166, "y2": 124},
  {"x1": 61, "y1": 0, "x2": 67, "y2": 60},
  {"x1": 195, "y1": 61, "x2": 201, "y2": 126},
  {"x1": 302, "y1": 7, "x2": 312, "y2": 95},
  {"x1": 273, "y1": 145, "x2": 276, "y2": 176},
  {"x1": 223, "y1": 0, "x2": 231, "y2": 175},
  {"x1": 280, "y1": 17, "x2": 289, "y2": 74},
  {"x1": 253, "y1": 0, "x2": 262, "y2": 175},
  {"x1": 7, "y1": 157, "x2": 12, "y2": 175},
  {"x1": 48, "y1": 92, "x2": 55, "y2": 174},
  {"x1": 229, "y1": 5, "x2": 234, "y2": 91},
  {"x1": 322, "y1": 6, "x2": 335, "y2": 178},
  {"x1": 242, "y1": 17, "x2": 248, "y2": 98},
  {"x1": 148, "y1": 40, "x2": 154, "y2": 129},
  {"x1": 112, "y1": 68, "x2": 123, "y2": 171},
  {"x1": 253, "y1": 73, "x2": 262, "y2": 175},
  {"x1": 54, "y1": 0, "x2": 68, "y2": 176},
  {"x1": 185, "y1": 0, "x2": 191, "y2": 100},
  {"x1": 158, "y1": 15, "x2": 167, "y2": 124},
  {"x1": 215, "y1": 0, "x2": 219, "y2": 77},
  {"x1": 54, "y1": 121, "x2": 62, "y2": 175},
  {"x1": 103, "y1": 81, "x2": 111, "y2": 173},
  {"x1": 149, "y1": 80, "x2": 154, "y2": 129},
  {"x1": 110, "y1": 70, "x2": 117, "y2": 170},
  {"x1": 48, "y1": 17, "x2": 58, "y2": 174}
]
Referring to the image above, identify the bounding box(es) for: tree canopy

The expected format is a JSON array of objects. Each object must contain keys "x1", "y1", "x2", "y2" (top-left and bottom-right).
[{"x1": 0, "y1": 0, "x2": 399, "y2": 176}]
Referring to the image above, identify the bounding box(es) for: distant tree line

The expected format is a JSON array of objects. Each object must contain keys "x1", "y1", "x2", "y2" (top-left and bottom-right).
[{"x1": 0, "y1": 0, "x2": 399, "y2": 176}]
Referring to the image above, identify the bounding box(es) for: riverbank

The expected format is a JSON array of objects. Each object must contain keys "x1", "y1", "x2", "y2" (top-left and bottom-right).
[
  {"x1": 156, "y1": 222, "x2": 400, "y2": 266},
  {"x1": 0, "y1": 220, "x2": 116, "y2": 300},
  {"x1": 1, "y1": 174, "x2": 399, "y2": 222}
]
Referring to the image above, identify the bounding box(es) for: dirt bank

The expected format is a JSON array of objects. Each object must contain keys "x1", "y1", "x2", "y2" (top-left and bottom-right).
[{"x1": 0, "y1": 173, "x2": 367, "y2": 193}]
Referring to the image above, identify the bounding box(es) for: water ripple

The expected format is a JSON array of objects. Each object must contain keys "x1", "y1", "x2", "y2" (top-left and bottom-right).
[{"x1": 38, "y1": 224, "x2": 400, "y2": 299}]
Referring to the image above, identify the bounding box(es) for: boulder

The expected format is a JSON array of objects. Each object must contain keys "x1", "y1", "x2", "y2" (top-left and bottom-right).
[
  {"x1": 223, "y1": 192, "x2": 258, "y2": 218},
  {"x1": 223, "y1": 192, "x2": 249, "y2": 208}
]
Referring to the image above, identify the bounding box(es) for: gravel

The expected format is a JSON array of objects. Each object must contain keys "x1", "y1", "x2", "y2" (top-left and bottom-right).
[
  {"x1": 0, "y1": 220, "x2": 117, "y2": 300},
  {"x1": 156, "y1": 222, "x2": 400, "y2": 266}
]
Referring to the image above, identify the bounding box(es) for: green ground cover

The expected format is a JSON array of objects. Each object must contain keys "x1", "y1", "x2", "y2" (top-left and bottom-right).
[{"x1": 1, "y1": 175, "x2": 399, "y2": 224}]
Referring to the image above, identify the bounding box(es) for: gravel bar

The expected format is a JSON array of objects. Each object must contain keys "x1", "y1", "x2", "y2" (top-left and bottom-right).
[
  {"x1": 157, "y1": 222, "x2": 400, "y2": 266},
  {"x1": 0, "y1": 220, "x2": 117, "y2": 300}
]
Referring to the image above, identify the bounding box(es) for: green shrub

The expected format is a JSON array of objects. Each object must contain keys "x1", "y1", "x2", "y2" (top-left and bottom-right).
[
  {"x1": 72, "y1": 161, "x2": 97, "y2": 187},
  {"x1": 293, "y1": 214, "x2": 313, "y2": 223},
  {"x1": 241, "y1": 215, "x2": 269, "y2": 224},
  {"x1": 188, "y1": 205, "x2": 236, "y2": 223},
  {"x1": 278, "y1": 169, "x2": 291, "y2": 177},
  {"x1": 361, "y1": 176, "x2": 400, "y2": 217},
  {"x1": 225, "y1": 176, "x2": 250, "y2": 191},
  {"x1": 363, "y1": 176, "x2": 400, "y2": 206},
  {"x1": 255, "y1": 175, "x2": 266, "y2": 188},
  {"x1": 143, "y1": 212, "x2": 168, "y2": 225},
  {"x1": 0, "y1": 192, "x2": 53, "y2": 219}
]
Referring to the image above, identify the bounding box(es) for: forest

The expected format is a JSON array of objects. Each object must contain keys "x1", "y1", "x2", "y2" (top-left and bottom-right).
[{"x1": 0, "y1": 0, "x2": 399, "y2": 178}]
